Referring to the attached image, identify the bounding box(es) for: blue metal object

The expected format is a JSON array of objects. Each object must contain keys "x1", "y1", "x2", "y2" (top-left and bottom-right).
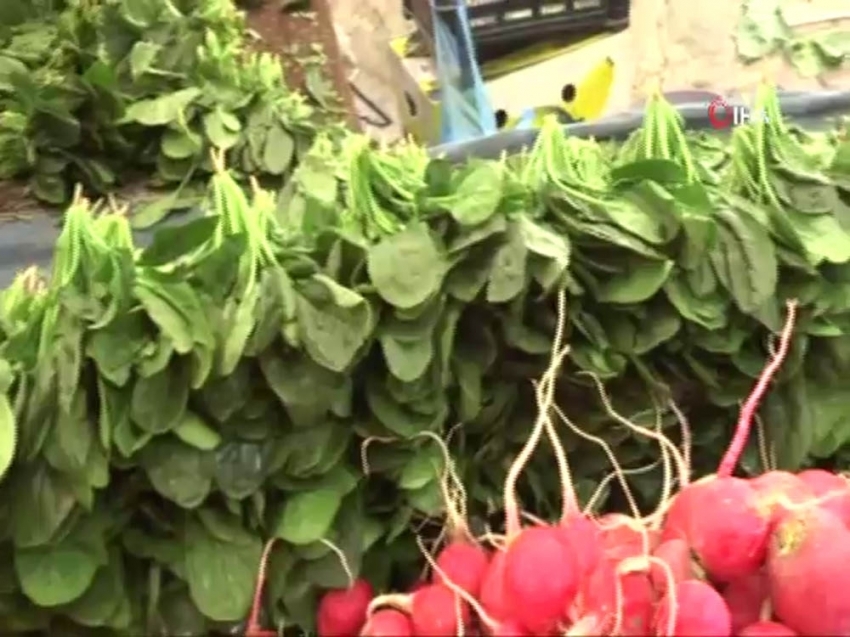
[{"x1": 430, "y1": 0, "x2": 497, "y2": 144}]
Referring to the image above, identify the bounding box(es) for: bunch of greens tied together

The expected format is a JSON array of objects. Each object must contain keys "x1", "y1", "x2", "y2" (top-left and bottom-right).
[
  {"x1": 1, "y1": 85, "x2": 850, "y2": 635},
  {"x1": 0, "y1": 0, "x2": 327, "y2": 211}
]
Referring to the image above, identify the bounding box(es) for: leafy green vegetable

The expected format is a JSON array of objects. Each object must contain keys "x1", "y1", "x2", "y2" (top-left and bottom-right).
[
  {"x1": 1, "y1": 85, "x2": 850, "y2": 636},
  {"x1": 0, "y1": 0, "x2": 334, "y2": 208}
]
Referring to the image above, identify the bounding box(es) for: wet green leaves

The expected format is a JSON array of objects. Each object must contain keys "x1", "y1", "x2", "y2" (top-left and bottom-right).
[
  {"x1": 0, "y1": 0, "x2": 321, "y2": 208},
  {"x1": 4, "y1": 87, "x2": 850, "y2": 636}
]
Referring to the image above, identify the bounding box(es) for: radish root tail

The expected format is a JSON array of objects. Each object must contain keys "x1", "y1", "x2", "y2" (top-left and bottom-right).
[
  {"x1": 717, "y1": 299, "x2": 798, "y2": 477},
  {"x1": 415, "y1": 536, "x2": 498, "y2": 633},
  {"x1": 503, "y1": 289, "x2": 569, "y2": 539},
  {"x1": 318, "y1": 539, "x2": 355, "y2": 589},
  {"x1": 245, "y1": 538, "x2": 278, "y2": 637}
]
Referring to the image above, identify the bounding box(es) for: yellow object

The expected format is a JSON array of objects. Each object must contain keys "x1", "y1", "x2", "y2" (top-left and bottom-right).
[
  {"x1": 395, "y1": 32, "x2": 612, "y2": 94},
  {"x1": 386, "y1": 32, "x2": 624, "y2": 145},
  {"x1": 497, "y1": 56, "x2": 616, "y2": 130},
  {"x1": 564, "y1": 56, "x2": 615, "y2": 121}
]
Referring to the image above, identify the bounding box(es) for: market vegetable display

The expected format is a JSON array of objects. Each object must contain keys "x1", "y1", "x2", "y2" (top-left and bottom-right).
[
  {"x1": 1, "y1": 83, "x2": 850, "y2": 635},
  {"x1": 0, "y1": 0, "x2": 326, "y2": 213},
  {"x1": 252, "y1": 293, "x2": 849, "y2": 636}
]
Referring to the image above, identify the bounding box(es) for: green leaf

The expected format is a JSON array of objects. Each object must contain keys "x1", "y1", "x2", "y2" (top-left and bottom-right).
[
  {"x1": 398, "y1": 445, "x2": 443, "y2": 490},
  {"x1": 138, "y1": 216, "x2": 218, "y2": 266},
  {"x1": 174, "y1": 412, "x2": 221, "y2": 450},
  {"x1": 15, "y1": 540, "x2": 99, "y2": 607},
  {"x1": 214, "y1": 441, "x2": 267, "y2": 499},
  {"x1": 295, "y1": 274, "x2": 373, "y2": 372},
  {"x1": 131, "y1": 363, "x2": 189, "y2": 434},
  {"x1": 203, "y1": 109, "x2": 241, "y2": 150},
  {"x1": 0, "y1": 394, "x2": 16, "y2": 482},
  {"x1": 184, "y1": 521, "x2": 262, "y2": 621},
  {"x1": 10, "y1": 463, "x2": 77, "y2": 548},
  {"x1": 140, "y1": 437, "x2": 215, "y2": 508},
  {"x1": 487, "y1": 223, "x2": 528, "y2": 303},
  {"x1": 710, "y1": 208, "x2": 778, "y2": 314},
  {"x1": 596, "y1": 259, "x2": 673, "y2": 304},
  {"x1": 130, "y1": 190, "x2": 200, "y2": 230},
  {"x1": 367, "y1": 222, "x2": 448, "y2": 309},
  {"x1": 262, "y1": 124, "x2": 294, "y2": 174},
  {"x1": 161, "y1": 128, "x2": 202, "y2": 159},
  {"x1": 128, "y1": 41, "x2": 161, "y2": 79},
  {"x1": 274, "y1": 488, "x2": 343, "y2": 544},
  {"x1": 123, "y1": 88, "x2": 202, "y2": 127},
  {"x1": 448, "y1": 163, "x2": 503, "y2": 225},
  {"x1": 64, "y1": 551, "x2": 127, "y2": 627}
]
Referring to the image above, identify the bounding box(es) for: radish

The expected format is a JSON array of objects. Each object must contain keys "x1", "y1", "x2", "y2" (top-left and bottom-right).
[
  {"x1": 750, "y1": 471, "x2": 814, "y2": 525},
  {"x1": 360, "y1": 609, "x2": 413, "y2": 636},
  {"x1": 577, "y1": 558, "x2": 654, "y2": 636},
  {"x1": 738, "y1": 620, "x2": 798, "y2": 636},
  {"x1": 479, "y1": 550, "x2": 510, "y2": 624},
  {"x1": 660, "y1": 486, "x2": 698, "y2": 543},
  {"x1": 495, "y1": 292, "x2": 583, "y2": 634},
  {"x1": 412, "y1": 431, "x2": 492, "y2": 602},
  {"x1": 415, "y1": 535, "x2": 523, "y2": 637},
  {"x1": 560, "y1": 513, "x2": 603, "y2": 579},
  {"x1": 660, "y1": 302, "x2": 798, "y2": 584},
  {"x1": 767, "y1": 506, "x2": 850, "y2": 635},
  {"x1": 317, "y1": 579, "x2": 374, "y2": 636},
  {"x1": 433, "y1": 540, "x2": 490, "y2": 598},
  {"x1": 598, "y1": 513, "x2": 659, "y2": 561},
  {"x1": 796, "y1": 469, "x2": 850, "y2": 528},
  {"x1": 490, "y1": 619, "x2": 528, "y2": 636},
  {"x1": 672, "y1": 476, "x2": 771, "y2": 582},
  {"x1": 503, "y1": 524, "x2": 579, "y2": 635},
  {"x1": 649, "y1": 539, "x2": 697, "y2": 595},
  {"x1": 410, "y1": 583, "x2": 471, "y2": 636},
  {"x1": 721, "y1": 570, "x2": 769, "y2": 633},
  {"x1": 654, "y1": 580, "x2": 732, "y2": 637}
]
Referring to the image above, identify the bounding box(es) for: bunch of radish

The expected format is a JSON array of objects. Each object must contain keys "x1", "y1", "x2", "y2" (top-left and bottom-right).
[{"x1": 244, "y1": 296, "x2": 850, "y2": 636}]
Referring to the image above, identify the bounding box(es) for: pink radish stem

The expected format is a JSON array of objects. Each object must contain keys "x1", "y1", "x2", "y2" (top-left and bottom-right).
[
  {"x1": 246, "y1": 538, "x2": 278, "y2": 637},
  {"x1": 717, "y1": 300, "x2": 798, "y2": 478}
]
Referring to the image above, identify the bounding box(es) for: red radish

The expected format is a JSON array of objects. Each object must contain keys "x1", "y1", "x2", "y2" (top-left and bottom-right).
[
  {"x1": 671, "y1": 476, "x2": 771, "y2": 583},
  {"x1": 559, "y1": 514, "x2": 603, "y2": 578},
  {"x1": 738, "y1": 620, "x2": 797, "y2": 636},
  {"x1": 490, "y1": 619, "x2": 528, "y2": 636},
  {"x1": 721, "y1": 570, "x2": 769, "y2": 633},
  {"x1": 750, "y1": 471, "x2": 814, "y2": 524},
  {"x1": 650, "y1": 539, "x2": 697, "y2": 595},
  {"x1": 495, "y1": 293, "x2": 582, "y2": 634},
  {"x1": 598, "y1": 513, "x2": 660, "y2": 561},
  {"x1": 479, "y1": 551, "x2": 511, "y2": 624},
  {"x1": 317, "y1": 579, "x2": 374, "y2": 636},
  {"x1": 408, "y1": 580, "x2": 427, "y2": 593},
  {"x1": 767, "y1": 506, "x2": 850, "y2": 635},
  {"x1": 433, "y1": 540, "x2": 490, "y2": 598},
  {"x1": 657, "y1": 304, "x2": 798, "y2": 587},
  {"x1": 360, "y1": 609, "x2": 413, "y2": 636},
  {"x1": 410, "y1": 583, "x2": 470, "y2": 636},
  {"x1": 577, "y1": 558, "x2": 654, "y2": 636},
  {"x1": 796, "y1": 469, "x2": 850, "y2": 527},
  {"x1": 654, "y1": 579, "x2": 732, "y2": 637},
  {"x1": 503, "y1": 525, "x2": 579, "y2": 635},
  {"x1": 660, "y1": 486, "x2": 698, "y2": 543}
]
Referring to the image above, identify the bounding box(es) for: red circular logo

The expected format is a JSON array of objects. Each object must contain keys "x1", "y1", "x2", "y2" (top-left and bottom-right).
[{"x1": 707, "y1": 97, "x2": 733, "y2": 129}]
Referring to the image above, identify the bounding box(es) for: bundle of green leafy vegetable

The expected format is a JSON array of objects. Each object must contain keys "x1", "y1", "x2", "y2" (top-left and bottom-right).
[
  {"x1": 1, "y1": 85, "x2": 850, "y2": 635},
  {"x1": 0, "y1": 0, "x2": 331, "y2": 215}
]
